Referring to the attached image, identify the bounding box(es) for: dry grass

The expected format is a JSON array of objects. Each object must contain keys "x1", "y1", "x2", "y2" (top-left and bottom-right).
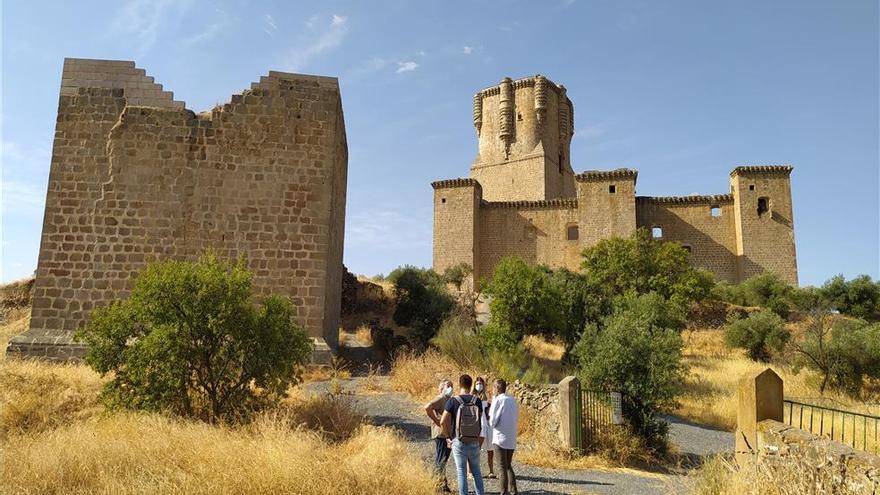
[
  {"x1": 273, "y1": 389, "x2": 366, "y2": 443},
  {"x1": 0, "y1": 358, "x2": 104, "y2": 439},
  {"x1": 300, "y1": 355, "x2": 352, "y2": 383},
  {"x1": 677, "y1": 327, "x2": 880, "y2": 431},
  {"x1": 338, "y1": 325, "x2": 374, "y2": 348},
  {"x1": 1, "y1": 414, "x2": 436, "y2": 495},
  {"x1": 359, "y1": 362, "x2": 386, "y2": 394},
  {"x1": 389, "y1": 349, "x2": 481, "y2": 402},
  {"x1": 690, "y1": 454, "x2": 874, "y2": 495},
  {"x1": 522, "y1": 335, "x2": 568, "y2": 382}
]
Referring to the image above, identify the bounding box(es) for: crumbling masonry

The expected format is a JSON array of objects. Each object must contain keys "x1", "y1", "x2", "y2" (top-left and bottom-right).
[
  {"x1": 433, "y1": 75, "x2": 798, "y2": 286},
  {"x1": 7, "y1": 58, "x2": 348, "y2": 361}
]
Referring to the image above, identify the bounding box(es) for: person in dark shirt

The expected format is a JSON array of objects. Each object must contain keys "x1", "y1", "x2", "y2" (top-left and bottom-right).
[{"x1": 440, "y1": 374, "x2": 485, "y2": 495}]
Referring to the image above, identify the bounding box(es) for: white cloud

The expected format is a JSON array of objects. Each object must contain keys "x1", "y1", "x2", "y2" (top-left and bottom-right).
[
  {"x1": 182, "y1": 9, "x2": 234, "y2": 45},
  {"x1": 396, "y1": 61, "x2": 418, "y2": 73},
  {"x1": 463, "y1": 46, "x2": 474, "y2": 55},
  {"x1": 284, "y1": 14, "x2": 349, "y2": 71},
  {"x1": 112, "y1": 0, "x2": 192, "y2": 53},
  {"x1": 418, "y1": 50, "x2": 427, "y2": 57},
  {"x1": 262, "y1": 14, "x2": 277, "y2": 36}
]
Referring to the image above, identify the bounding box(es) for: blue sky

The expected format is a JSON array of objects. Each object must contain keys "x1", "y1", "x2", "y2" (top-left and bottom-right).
[{"x1": 1, "y1": 0, "x2": 878, "y2": 287}]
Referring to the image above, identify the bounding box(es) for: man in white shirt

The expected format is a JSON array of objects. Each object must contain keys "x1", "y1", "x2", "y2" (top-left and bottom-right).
[{"x1": 488, "y1": 378, "x2": 518, "y2": 495}]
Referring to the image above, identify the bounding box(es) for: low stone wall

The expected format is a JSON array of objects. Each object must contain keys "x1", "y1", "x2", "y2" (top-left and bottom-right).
[
  {"x1": 509, "y1": 380, "x2": 560, "y2": 440},
  {"x1": 756, "y1": 419, "x2": 880, "y2": 493}
]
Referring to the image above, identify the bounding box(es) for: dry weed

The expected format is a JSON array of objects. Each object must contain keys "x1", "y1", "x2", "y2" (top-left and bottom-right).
[
  {"x1": 676, "y1": 327, "x2": 879, "y2": 430},
  {"x1": 359, "y1": 362, "x2": 386, "y2": 394},
  {"x1": 690, "y1": 454, "x2": 874, "y2": 495},
  {"x1": 0, "y1": 359, "x2": 103, "y2": 439},
  {"x1": 1, "y1": 413, "x2": 436, "y2": 495}
]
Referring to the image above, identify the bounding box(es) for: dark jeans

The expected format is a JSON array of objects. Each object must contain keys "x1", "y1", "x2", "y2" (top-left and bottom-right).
[
  {"x1": 492, "y1": 445, "x2": 517, "y2": 495},
  {"x1": 435, "y1": 437, "x2": 451, "y2": 487}
]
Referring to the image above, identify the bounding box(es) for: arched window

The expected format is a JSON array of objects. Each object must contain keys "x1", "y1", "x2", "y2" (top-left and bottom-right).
[
  {"x1": 710, "y1": 206, "x2": 721, "y2": 217},
  {"x1": 652, "y1": 226, "x2": 663, "y2": 239}
]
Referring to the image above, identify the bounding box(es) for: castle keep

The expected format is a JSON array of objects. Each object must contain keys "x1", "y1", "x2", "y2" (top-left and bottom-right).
[
  {"x1": 433, "y1": 75, "x2": 798, "y2": 286},
  {"x1": 7, "y1": 58, "x2": 348, "y2": 361}
]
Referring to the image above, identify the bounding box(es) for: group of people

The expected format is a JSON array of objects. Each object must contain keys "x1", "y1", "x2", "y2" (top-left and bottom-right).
[{"x1": 425, "y1": 374, "x2": 519, "y2": 495}]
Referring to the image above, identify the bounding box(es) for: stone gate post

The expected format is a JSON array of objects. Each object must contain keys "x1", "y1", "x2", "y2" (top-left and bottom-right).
[
  {"x1": 735, "y1": 368, "x2": 783, "y2": 464},
  {"x1": 558, "y1": 375, "x2": 581, "y2": 451}
]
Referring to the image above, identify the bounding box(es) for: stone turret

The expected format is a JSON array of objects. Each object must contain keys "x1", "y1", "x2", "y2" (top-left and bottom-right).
[{"x1": 470, "y1": 75, "x2": 576, "y2": 201}]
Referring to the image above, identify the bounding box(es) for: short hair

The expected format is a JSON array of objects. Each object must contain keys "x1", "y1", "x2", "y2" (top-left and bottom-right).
[
  {"x1": 494, "y1": 378, "x2": 507, "y2": 393},
  {"x1": 459, "y1": 374, "x2": 473, "y2": 390}
]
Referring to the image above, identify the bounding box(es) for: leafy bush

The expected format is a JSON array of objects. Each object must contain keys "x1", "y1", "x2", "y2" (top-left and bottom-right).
[
  {"x1": 442, "y1": 263, "x2": 473, "y2": 291},
  {"x1": 581, "y1": 228, "x2": 714, "y2": 317},
  {"x1": 724, "y1": 310, "x2": 790, "y2": 362},
  {"x1": 76, "y1": 255, "x2": 313, "y2": 423},
  {"x1": 483, "y1": 258, "x2": 561, "y2": 348},
  {"x1": 713, "y1": 273, "x2": 793, "y2": 318},
  {"x1": 389, "y1": 266, "x2": 455, "y2": 348},
  {"x1": 822, "y1": 275, "x2": 880, "y2": 321},
  {"x1": 486, "y1": 346, "x2": 549, "y2": 386},
  {"x1": 573, "y1": 293, "x2": 685, "y2": 450},
  {"x1": 430, "y1": 314, "x2": 485, "y2": 369},
  {"x1": 792, "y1": 315, "x2": 880, "y2": 397},
  {"x1": 548, "y1": 268, "x2": 598, "y2": 352}
]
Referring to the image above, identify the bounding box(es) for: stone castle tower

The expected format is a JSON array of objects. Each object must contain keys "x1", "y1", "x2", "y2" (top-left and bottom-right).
[
  {"x1": 7, "y1": 58, "x2": 348, "y2": 361},
  {"x1": 433, "y1": 75, "x2": 798, "y2": 286},
  {"x1": 471, "y1": 76, "x2": 576, "y2": 201}
]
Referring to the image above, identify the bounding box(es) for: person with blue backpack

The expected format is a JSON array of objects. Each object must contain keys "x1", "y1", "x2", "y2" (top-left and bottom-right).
[{"x1": 440, "y1": 374, "x2": 485, "y2": 495}]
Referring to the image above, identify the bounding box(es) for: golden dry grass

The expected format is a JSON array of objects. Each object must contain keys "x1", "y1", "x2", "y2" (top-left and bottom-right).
[
  {"x1": 1, "y1": 414, "x2": 436, "y2": 495},
  {"x1": 690, "y1": 454, "x2": 873, "y2": 495},
  {"x1": 0, "y1": 358, "x2": 104, "y2": 439},
  {"x1": 389, "y1": 349, "x2": 483, "y2": 402},
  {"x1": 676, "y1": 327, "x2": 880, "y2": 431}
]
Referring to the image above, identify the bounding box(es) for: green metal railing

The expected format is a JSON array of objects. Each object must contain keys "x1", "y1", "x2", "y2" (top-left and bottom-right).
[
  {"x1": 783, "y1": 398, "x2": 880, "y2": 453},
  {"x1": 578, "y1": 389, "x2": 622, "y2": 449}
]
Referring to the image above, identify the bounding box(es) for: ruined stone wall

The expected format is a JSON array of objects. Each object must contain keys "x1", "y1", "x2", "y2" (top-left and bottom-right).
[
  {"x1": 755, "y1": 420, "x2": 879, "y2": 493},
  {"x1": 7, "y1": 58, "x2": 347, "y2": 361},
  {"x1": 636, "y1": 195, "x2": 739, "y2": 283},
  {"x1": 475, "y1": 200, "x2": 580, "y2": 282}
]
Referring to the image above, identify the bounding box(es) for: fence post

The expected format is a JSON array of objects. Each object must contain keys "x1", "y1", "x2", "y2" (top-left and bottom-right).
[
  {"x1": 558, "y1": 375, "x2": 581, "y2": 452},
  {"x1": 735, "y1": 368, "x2": 783, "y2": 465}
]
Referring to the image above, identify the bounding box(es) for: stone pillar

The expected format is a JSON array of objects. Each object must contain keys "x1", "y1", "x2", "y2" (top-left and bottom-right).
[
  {"x1": 735, "y1": 368, "x2": 783, "y2": 464},
  {"x1": 558, "y1": 375, "x2": 581, "y2": 451}
]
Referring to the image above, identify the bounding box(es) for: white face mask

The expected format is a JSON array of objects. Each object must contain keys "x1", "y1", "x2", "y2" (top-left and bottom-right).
[
  {"x1": 475, "y1": 383, "x2": 484, "y2": 392},
  {"x1": 444, "y1": 386, "x2": 453, "y2": 397}
]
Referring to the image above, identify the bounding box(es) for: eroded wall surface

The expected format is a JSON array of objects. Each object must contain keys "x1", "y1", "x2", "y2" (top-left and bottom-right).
[{"x1": 7, "y1": 58, "x2": 347, "y2": 361}]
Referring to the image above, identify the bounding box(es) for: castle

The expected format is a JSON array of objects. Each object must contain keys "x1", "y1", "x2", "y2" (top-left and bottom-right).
[
  {"x1": 432, "y1": 75, "x2": 798, "y2": 286},
  {"x1": 7, "y1": 58, "x2": 348, "y2": 361}
]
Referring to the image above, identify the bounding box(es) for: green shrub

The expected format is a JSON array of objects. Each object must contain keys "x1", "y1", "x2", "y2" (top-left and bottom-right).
[
  {"x1": 822, "y1": 275, "x2": 880, "y2": 321},
  {"x1": 76, "y1": 255, "x2": 313, "y2": 423},
  {"x1": 792, "y1": 316, "x2": 880, "y2": 397},
  {"x1": 487, "y1": 346, "x2": 549, "y2": 386},
  {"x1": 547, "y1": 268, "x2": 598, "y2": 352},
  {"x1": 389, "y1": 266, "x2": 455, "y2": 348},
  {"x1": 442, "y1": 263, "x2": 472, "y2": 291},
  {"x1": 483, "y1": 258, "x2": 561, "y2": 350},
  {"x1": 573, "y1": 293, "x2": 685, "y2": 450},
  {"x1": 714, "y1": 273, "x2": 793, "y2": 319},
  {"x1": 580, "y1": 229, "x2": 714, "y2": 318},
  {"x1": 724, "y1": 310, "x2": 790, "y2": 362},
  {"x1": 430, "y1": 315, "x2": 484, "y2": 369}
]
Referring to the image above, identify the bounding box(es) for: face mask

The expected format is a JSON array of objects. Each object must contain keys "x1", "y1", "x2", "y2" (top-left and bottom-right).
[
  {"x1": 475, "y1": 383, "x2": 484, "y2": 392},
  {"x1": 444, "y1": 386, "x2": 453, "y2": 397}
]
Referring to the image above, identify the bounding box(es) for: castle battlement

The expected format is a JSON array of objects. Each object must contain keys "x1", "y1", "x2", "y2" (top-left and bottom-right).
[{"x1": 433, "y1": 76, "x2": 798, "y2": 286}]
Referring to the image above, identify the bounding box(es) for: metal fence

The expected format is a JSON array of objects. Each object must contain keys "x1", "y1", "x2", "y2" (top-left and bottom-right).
[
  {"x1": 783, "y1": 398, "x2": 880, "y2": 453},
  {"x1": 577, "y1": 389, "x2": 623, "y2": 448}
]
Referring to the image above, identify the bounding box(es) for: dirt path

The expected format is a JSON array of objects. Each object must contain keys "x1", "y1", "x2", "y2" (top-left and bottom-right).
[{"x1": 306, "y1": 375, "x2": 732, "y2": 495}]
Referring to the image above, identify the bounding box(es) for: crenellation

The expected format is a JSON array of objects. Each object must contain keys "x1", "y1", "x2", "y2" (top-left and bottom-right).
[
  {"x1": 434, "y1": 75, "x2": 798, "y2": 286},
  {"x1": 7, "y1": 58, "x2": 348, "y2": 363}
]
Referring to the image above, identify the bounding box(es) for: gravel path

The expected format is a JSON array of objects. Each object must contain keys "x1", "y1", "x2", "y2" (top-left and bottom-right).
[{"x1": 305, "y1": 376, "x2": 734, "y2": 494}]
